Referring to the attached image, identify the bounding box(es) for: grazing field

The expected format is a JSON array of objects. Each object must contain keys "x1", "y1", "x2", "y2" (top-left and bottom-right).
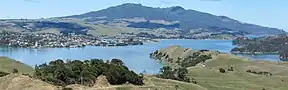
[
  {"x1": 188, "y1": 54, "x2": 288, "y2": 90},
  {"x1": 0, "y1": 57, "x2": 33, "y2": 74},
  {"x1": 152, "y1": 45, "x2": 288, "y2": 90},
  {"x1": 1, "y1": 46, "x2": 288, "y2": 90},
  {"x1": 0, "y1": 74, "x2": 206, "y2": 90}
]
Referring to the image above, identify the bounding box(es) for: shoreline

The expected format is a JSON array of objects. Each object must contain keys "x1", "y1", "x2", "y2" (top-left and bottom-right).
[
  {"x1": 231, "y1": 52, "x2": 279, "y2": 55},
  {"x1": 154, "y1": 38, "x2": 233, "y2": 41},
  {"x1": 1, "y1": 39, "x2": 233, "y2": 49}
]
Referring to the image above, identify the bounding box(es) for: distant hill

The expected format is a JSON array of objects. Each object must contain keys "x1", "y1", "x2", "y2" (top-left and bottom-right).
[
  {"x1": 0, "y1": 3, "x2": 285, "y2": 36},
  {"x1": 66, "y1": 3, "x2": 286, "y2": 35},
  {"x1": 0, "y1": 19, "x2": 140, "y2": 36}
]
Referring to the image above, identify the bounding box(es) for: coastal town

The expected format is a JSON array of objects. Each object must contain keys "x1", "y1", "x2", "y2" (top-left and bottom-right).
[{"x1": 0, "y1": 31, "x2": 156, "y2": 48}]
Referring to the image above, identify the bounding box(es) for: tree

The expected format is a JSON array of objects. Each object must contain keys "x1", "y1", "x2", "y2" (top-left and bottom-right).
[
  {"x1": 13, "y1": 68, "x2": 19, "y2": 73},
  {"x1": 158, "y1": 66, "x2": 174, "y2": 79},
  {"x1": 173, "y1": 68, "x2": 188, "y2": 81},
  {"x1": 157, "y1": 66, "x2": 190, "y2": 82},
  {"x1": 227, "y1": 67, "x2": 234, "y2": 71},
  {"x1": 0, "y1": 71, "x2": 9, "y2": 77},
  {"x1": 111, "y1": 59, "x2": 124, "y2": 66},
  {"x1": 180, "y1": 54, "x2": 212, "y2": 68},
  {"x1": 246, "y1": 70, "x2": 252, "y2": 73},
  {"x1": 125, "y1": 71, "x2": 144, "y2": 85},
  {"x1": 105, "y1": 65, "x2": 127, "y2": 85},
  {"x1": 175, "y1": 85, "x2": 179, "y2": 90}
]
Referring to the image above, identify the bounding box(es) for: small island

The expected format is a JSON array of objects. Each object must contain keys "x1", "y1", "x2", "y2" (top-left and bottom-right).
[{"x1": 231, "y1": 35, "x2": 288, "y2": 61}]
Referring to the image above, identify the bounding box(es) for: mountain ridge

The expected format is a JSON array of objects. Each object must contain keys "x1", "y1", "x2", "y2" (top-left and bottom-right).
[{"x1": 65, "y1": 3, "x2": 286, "y2": 35}]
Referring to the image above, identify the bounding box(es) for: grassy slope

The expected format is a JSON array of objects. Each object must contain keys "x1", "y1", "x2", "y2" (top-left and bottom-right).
[
  {"x1": 59, "y1": 18, "x2": 140, "y2": 36},
  {"x1": 188, "y1": 54, "x2": 288, "y2": 90},
  {"x1": 0, "y1": 74, "x2": 206, "y2": 90},
  {"x1": 0, "y1": 56, "x2": 205, "y2": 90},
  {"x1": 0, "y1": 18, "x2": 140, "y2": 36},
  {"x1": 0, "y1": 74, "x2": 61, "y2": 90},
  {"x1": 154, "y1": 46, "x2": 288, "y2": 90},
  {"x1": 0, "y1": 57, "x2": 33, "y2": 74},
  {"x1": 114, "y1": 75, "x2": 206, "y2": 90},
  {"x1": 87, "y1": 24, "x2": 139, "y2": 36}
]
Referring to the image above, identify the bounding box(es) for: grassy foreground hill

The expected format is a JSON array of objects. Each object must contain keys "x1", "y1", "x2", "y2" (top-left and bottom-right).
[
  {"x1": 0, "y1": 74, "x2": 206, "y2": 90},
  {"x1": 0, "y1": 57, "x2": 205, "y2": 90},
  {"x1": 151, "y1": 45, "x2": 288, "y2": 90},
  {"x1": 1, "y1": 48, "x2": 288, "y2": 90},
  {"x1": 0, "y1": 57, "x2": 33, "y2": 74}
]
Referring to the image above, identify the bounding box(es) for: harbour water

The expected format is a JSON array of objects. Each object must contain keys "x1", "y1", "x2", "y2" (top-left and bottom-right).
[{"x1": 0, "y1": 39, "x2": 280, "y2": 73}]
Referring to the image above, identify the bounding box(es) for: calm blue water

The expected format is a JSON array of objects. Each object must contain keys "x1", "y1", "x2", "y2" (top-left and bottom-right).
[{"x1": 0, "y1": 40, "x2": 280, "y2": 73}]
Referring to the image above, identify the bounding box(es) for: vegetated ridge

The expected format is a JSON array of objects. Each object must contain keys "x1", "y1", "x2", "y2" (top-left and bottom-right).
[
  {"x1": 151, "y1": 45, "x2": 288, "y2": 90},
  {"x1": 66, "y1": 3, "x2": 286, "y2": 35}
]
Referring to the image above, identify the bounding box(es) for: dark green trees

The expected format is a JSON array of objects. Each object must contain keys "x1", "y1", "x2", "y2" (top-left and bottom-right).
[
  {"x1": 181, "y1": 53, "x2": 212, "y2": 68},
  {"x1": 232, "y1": 36, "x2": 288, "y2": 61},
  {"x1": 0, "y1": 71, "x2": 9, "y2": 77},
  {"x1": 219, "y1": 68, "x2": 226, "y2": 73},
  {"x1": 173, "y1": 68, "x2": 189, "y2": 82},
  {"x1": 158, "y1": 66, "x2": 174, "y2": 79},
  {"x1": 34, "y1": 59, "x2": 144, "y2": 86},
  {"x1": 13, "y1": 68, "x2": 19, "y2": 73},
  {"x1": 157, "y1": 66, "x2": 190, "y2": 82}
]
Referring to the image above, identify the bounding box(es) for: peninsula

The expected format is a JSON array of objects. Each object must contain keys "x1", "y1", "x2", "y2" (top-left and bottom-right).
[
  {"x1": 231, "y1": 35, "x2": 288, "y2": 61},
  {"x1": 150, "y1": 45, "x2": 288, "y2": 90}
]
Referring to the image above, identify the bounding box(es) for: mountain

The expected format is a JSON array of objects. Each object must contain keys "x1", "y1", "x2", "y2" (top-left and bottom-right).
[{"x1": 66, "y1": 3, "x2": 286, "y2": 35}]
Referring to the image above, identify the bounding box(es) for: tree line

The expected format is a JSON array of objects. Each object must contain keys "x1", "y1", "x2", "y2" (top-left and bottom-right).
[
  {"x1": 152, "y1": 50, "x2": 213, "y2": 83},
  {"x1": 157, "y1": 66, "x2": 192, "y2": 83},
  {"x1": 33, "y1": 59, "x2": 144, "y2": 86},
  {"x1": 232, "y1": 36, "x2": 288, "y2": 61}
]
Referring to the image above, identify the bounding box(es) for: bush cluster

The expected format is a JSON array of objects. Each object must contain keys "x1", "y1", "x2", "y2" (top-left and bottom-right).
[
  {"x1": 246, "y1": 70, "x2": 272, "y2": 76},
  {"x1": 157, "y1": 66, "x2": 190, "y2": 82},
  {"x1": 34, "y1": 59, "x2": 144, "y2": 86},
  {"x1": 180, "y1": 52, "x2": 212, "y2": 68},
  {"x1": 0, "y1": 71, "x2": 9, "y2": 77}
]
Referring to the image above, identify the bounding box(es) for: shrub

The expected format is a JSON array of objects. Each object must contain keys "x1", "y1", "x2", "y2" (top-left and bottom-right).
[
  {"x1": 62, "y1": 87, "x2": 73, "y2": 90},
  {"x1": 192, "y1": 80, "x2": 197, "y2": 84},
  {"x1": 0, "y1": 71, "x2": 9, "y2": 77},
  {"x1": 219, "y1": 68, "x2": 226, "y2": 73},
  {"x1": 157, "y1": 66, "x2": 190, "y2": 83},
  {"x1": 180, "y1": 54, "x2": 212, "y2": 68},
  {"x1": 246, "y1": 70, "x2": 252, "y2": 73},
  {"x1": 227, "y1": 67, "x2": 234, "y2": 71},
  {"x1": 13, "y1": 68, "x2": 19, "y2": 73},
  {"x1": 246, "y1": 70, "x2": 272, "y2": 76}
]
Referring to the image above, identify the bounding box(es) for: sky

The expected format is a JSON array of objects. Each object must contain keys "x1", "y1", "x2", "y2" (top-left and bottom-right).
[{"x1": 0, "y1": 0, "x2": 287, "y2": 30}]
